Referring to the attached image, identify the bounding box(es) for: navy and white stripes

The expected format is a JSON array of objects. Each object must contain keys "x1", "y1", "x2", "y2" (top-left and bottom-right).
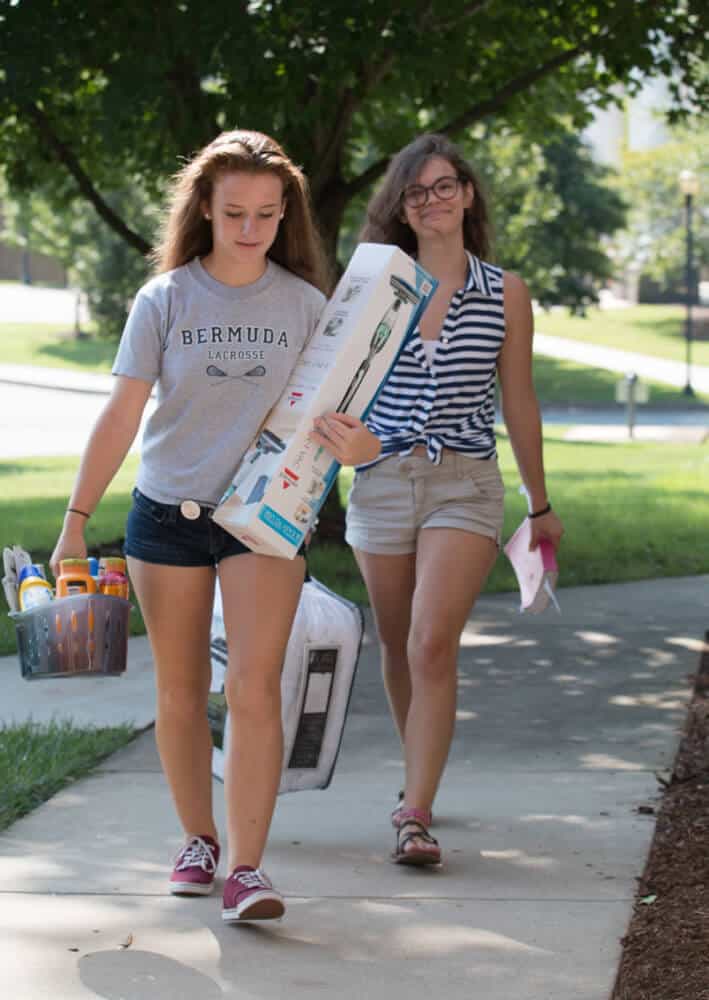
[{"x1": 366, "y1": 252, "x2": 505, "y2": 464}]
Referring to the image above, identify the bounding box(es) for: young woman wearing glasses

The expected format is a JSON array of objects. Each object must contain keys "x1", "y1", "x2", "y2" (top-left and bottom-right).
[{"x1": 345, "y1": 133, "x2": 564, "y2": 867}]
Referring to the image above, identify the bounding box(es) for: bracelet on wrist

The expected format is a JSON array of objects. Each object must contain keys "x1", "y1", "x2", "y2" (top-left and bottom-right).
[
  {"x1": 66, "y1": 507, "x2": 91, "y2": 520},
  {"x1": 528, "y1": 502, "x2": 552, "y2": 519}
]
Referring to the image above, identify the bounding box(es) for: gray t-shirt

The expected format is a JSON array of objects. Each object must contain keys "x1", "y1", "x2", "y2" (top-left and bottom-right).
[{"x1": 113, "y1": 257, "x2": 326, "y2": 505}]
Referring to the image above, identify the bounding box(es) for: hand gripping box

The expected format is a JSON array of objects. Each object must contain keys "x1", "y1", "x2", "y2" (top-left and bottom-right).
[
  {"x1": 212, "y1": 243, "x2": 436, "y2": 557},
  {"x1": 208, "y1": 576, "x2": 364, "y2": 794}
]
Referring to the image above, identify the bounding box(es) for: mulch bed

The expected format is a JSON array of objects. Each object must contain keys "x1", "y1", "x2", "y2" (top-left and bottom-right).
[{"x1": 611, "y1": 632, "x2": 709, "y2": 1000}]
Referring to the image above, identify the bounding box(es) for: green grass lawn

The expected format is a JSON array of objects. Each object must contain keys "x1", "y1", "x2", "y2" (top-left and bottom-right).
[
  {"x1": 0, "y1": 321, "x2": 112, "y2": 371},
  {"x1": 532, "y1": 354, "x2": 709, "y2": 409},
  {"x1": 310, "y1": 435, "x2": 709, "y2": 604},
  {"x1": 0, "y1": 311, "x2": 707, "y2": 657},
  {"x1": 0, "y1": 720, "x2": 137, "y2": 831},
  {"x1": 2, "y1": 437, "x2": 708, "y2": 658},
  {"x1": 6, "y1": 306, "x2": 706, "y2": 373},
  {"x1": 537, "y1": 304, "x2": 709, "y2": 368}
]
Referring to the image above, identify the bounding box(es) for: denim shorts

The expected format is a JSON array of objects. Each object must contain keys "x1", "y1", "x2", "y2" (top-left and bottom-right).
[
  {"x1": 345, "y1": 450, "x2": 505, "y2": 555},
  {"x1": 124, "y1": 488, "x2": 251, "y2": 567}
]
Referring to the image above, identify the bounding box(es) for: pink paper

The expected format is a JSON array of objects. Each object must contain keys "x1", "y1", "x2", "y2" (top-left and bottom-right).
[{"x1": 503, "y1": 518, "x2": 560, "y2": 614}]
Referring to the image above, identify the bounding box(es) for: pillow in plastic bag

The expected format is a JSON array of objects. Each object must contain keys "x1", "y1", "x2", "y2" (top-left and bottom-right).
[{"x1": 209, "y1": 577, "x2": 364, "y2": 794}]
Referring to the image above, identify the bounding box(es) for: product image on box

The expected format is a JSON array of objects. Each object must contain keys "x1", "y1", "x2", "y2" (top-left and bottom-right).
[
  {"x1": 337, "y1": 274, "x2": 420, "y2": 413},
  {"x1": 213, "y1": 243, "x2": 437, "y2": 558},
  {"x1": 208, "y1": 577, "x2": 364, "y2": 794}
]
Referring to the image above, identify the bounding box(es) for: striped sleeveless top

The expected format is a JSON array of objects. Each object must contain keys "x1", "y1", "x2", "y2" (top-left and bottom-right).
[{"x1": 365, "y1": 251, "x2": 505, "y2": 464}]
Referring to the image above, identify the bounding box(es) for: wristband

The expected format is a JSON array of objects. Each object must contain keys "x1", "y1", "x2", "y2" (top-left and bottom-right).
[
  {"x1": 66, "y1": 507, "x2": 91, "y2": 519},
  {"x1": 528, "y1": 503, "x2": 551, "y2": 519}
]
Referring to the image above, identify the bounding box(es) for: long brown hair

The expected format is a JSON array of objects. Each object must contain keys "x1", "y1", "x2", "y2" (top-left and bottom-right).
[
  {"x1": 152, "y1": 129, "x2": 331, "y2": 293},
  {"x1": 360, "y1": 133, "x2": 492, "y2": 261}
]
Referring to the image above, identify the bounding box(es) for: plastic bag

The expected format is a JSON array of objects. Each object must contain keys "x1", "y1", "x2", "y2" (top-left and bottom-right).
[{"x1": 209, "y1": 577, "x2": 364, "y2": 793}]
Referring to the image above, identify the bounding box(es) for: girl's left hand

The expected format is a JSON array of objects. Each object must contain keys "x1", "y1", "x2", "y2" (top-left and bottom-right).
[
  {"x1": 529, "y1": 509, "x2": 564, "y2": 551},
  {"x1": 310, "y1": 412, "x2": 381, "y2": 466}
]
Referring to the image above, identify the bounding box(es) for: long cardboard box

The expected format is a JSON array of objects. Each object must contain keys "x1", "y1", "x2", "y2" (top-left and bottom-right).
[{"x1": 213, "y1": 243, "x2": 436, "y2": 557}]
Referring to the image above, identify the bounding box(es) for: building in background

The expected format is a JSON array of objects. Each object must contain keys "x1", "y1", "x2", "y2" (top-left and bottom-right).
[
  {"x1": 0, "y1": 206, "x2": 66, "y2": 286},
  {"x1": 584, "y1": 79, "x2": 707, "y2": 306},
  {"x1": 584, "y1": 78, "x2": 671, "y2": 169}
]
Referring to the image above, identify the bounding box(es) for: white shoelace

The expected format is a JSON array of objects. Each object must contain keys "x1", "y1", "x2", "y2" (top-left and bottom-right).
[
  {"x1": 232, "y1": 867, "x2": 272, "y2": 889},
  {"x1": 175, "y1": 836, "x2": 217, "y2": 874}
]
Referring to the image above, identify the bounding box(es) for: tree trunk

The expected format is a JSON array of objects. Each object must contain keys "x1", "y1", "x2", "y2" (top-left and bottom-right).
[{"x1": 313, "y1": 179, "x2": 351, "y2": 275}]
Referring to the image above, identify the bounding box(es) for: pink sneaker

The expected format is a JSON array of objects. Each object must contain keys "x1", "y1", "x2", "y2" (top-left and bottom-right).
[
  {"x1": 222, "y1": 866, "x2": 285, "y2": 922},
  {"x1": 169, "y1": 835, "x2": 220, "y2": 895}
]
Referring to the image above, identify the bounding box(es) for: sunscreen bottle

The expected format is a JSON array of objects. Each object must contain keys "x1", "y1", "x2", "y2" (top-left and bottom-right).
[{"x1": 18, "y1": 574, "x2": 54, "y2": 610}]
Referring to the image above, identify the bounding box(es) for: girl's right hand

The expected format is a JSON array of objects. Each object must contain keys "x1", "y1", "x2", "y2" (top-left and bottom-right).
[{"x1": 49, "y1": 528, "x2": 88, "y2": 579}]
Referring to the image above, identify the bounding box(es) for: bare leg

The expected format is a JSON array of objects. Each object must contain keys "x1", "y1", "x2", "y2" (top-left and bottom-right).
[
  {"x1": 404, "y1": 528, "x2": 498, "y2": 821},
  {"x1": 218, "y1": 552, "x2": 305, "y2": 872},
  {"x1": 127, "y1": 558, "x2": 217, "y2": 842},
  {"x1": 352, "y1": 549, "x2": 416, "y2": 743}
]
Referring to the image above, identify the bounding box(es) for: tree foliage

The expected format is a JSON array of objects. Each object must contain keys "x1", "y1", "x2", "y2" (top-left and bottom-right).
[
  {"x1": 472, "y1": 128, "x2": 627, "y2": 311},
  {"x1": 1, "y1": 173, "x2": 157, "y2": 337},
  {"x1": 607, "y1": 120, "x2": 709, "y2": 297},
  {"x1": 1, "y1": 0, "x2": 706, "y2": 259}
]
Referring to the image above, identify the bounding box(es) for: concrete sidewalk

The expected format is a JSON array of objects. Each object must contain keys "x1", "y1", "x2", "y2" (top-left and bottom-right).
[
  {"x1": 534, "y1": 331, "x2": 709, "y2": 395},
  {"x1": 1, "y1": 576, "x2": 707, "y2": 999}
]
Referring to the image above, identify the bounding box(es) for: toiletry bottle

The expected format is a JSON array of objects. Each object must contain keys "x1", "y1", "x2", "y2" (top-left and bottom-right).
[{"x1": 55, "y1": 558, "x2": 98, "y2": 598}]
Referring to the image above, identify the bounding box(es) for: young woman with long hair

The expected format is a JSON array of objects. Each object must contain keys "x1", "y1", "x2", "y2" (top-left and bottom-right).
[
  {"x1": 345, "y1": 133, "x2": 564, "y2": 867},
  {"x1": 50, "y1": 129, "x2": 380, "y2": 921}
]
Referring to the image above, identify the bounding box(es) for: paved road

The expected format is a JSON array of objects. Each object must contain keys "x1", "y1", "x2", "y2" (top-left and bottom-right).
[
  {"x1": 0, "y1": 381, "x2": 155, "y2": 458},
  {"x1": 3, "y1": 378, "x2": 707, "y2": 460},
  {"x1": 0, "y1": 282, "x2": 90, "y2": 326},
  {"x1": 2, "y1": 373, "x2": 707, "y2": 460},
  {"x1": 0, "y1": 284, "x2": 706, "y2": 458}
]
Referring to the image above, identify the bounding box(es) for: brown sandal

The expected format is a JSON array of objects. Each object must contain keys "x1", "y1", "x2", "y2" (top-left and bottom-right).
[{"x1": 391, "y1": 808, "x2": 441, "y2": 866}]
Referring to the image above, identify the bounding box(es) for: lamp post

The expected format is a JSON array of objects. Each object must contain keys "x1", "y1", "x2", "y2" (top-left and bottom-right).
[{"x1": 678, "y1": 169, "x2": 699, "y2": 397}]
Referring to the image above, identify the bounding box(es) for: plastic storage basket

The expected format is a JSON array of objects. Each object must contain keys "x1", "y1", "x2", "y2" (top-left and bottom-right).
[{"x1": 11, "y1": 593, "x2": 132, "y2": 680}]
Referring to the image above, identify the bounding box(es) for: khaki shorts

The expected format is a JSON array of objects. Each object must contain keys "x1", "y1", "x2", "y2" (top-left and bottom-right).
[{"x1": 345, "y1": 449, "x2": 505, "y2": 555}]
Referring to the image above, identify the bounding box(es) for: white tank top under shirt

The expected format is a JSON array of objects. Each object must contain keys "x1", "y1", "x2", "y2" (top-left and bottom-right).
[
  {"x1": 421, "y1": 338, "x2": 437, "y2": 366},
  {"x1": 364, "y1": 251, "x2": 506, "y2": 466}
]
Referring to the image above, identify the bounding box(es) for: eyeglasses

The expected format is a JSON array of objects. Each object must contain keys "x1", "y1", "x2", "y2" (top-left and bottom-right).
[{"x1": 401, "y1": 175, "x2": 462, "y2": 209}]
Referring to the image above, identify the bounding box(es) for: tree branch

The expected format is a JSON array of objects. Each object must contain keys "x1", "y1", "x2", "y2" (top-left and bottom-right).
[
  {"x1": 152, "y1": 3, "x2": 220, "y2": 154},
  {"x1": 433, "y1": 44, "x2": 585, "y2": 139},
  {"x1": 309, "y1": 7, "x2": 402, "y2": 192},
  {"x1": 310, "y1": 1, "x2": 493, "y2": 194},
  {"x1": 435, "y1": 0, "x2": 494, "y2": 33},
  {"x1": 344, "y1": 42, "x2": 584, "y2": 200},
  {"x1": 25, "y1": 102, "x2": 151, "y2": 255}
]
